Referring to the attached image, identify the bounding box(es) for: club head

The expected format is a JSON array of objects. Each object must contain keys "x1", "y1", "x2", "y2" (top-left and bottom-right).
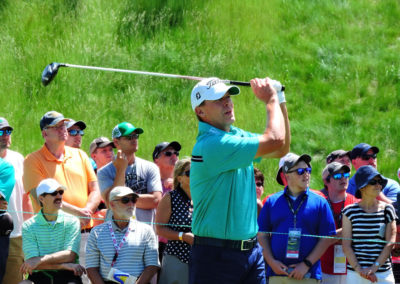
[{"x1": 41, "y1": 62, "x2": 64, "y2": 86}]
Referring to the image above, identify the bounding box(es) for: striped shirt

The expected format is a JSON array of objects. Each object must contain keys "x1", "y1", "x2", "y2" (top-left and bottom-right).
[
  {"x1": 342, "y1": 203, "x2": 397, "y2": 272},
  {"x1": 22, "y1": 210, "x2": 81, "y2": 260},
  {"x1": 86, "y1": 218, "x2": 160, "y2": 279}
]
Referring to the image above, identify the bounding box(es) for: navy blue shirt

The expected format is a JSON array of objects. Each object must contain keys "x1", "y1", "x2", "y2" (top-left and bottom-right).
[{"x1": 258, "y1": 187, "x2": 336, "y2": 280}]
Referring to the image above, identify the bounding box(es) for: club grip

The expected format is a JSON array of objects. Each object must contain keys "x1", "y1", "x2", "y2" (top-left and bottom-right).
[{"x1": 229, "y1": 80, "x2": 286, "y2": 91}]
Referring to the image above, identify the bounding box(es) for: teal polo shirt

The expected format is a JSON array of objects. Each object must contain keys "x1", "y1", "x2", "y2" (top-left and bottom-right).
[{"x1": 190, "y1": 122, "x2": 260, "y2": 240}]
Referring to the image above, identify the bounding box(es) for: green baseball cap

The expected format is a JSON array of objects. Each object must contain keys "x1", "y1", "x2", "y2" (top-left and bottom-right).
[{"x1": 112, "y1": 122, "x2": 144, "y2": 138}]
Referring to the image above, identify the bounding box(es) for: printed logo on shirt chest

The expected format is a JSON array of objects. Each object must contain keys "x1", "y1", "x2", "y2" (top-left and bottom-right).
[{"x1": 125, "y1": 172, "x2": 148, "y2": 194}]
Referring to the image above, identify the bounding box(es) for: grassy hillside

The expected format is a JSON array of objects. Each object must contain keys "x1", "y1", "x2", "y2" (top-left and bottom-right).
[{"x1": 1, "y1": 0, "x2": 399, "y2": 196}]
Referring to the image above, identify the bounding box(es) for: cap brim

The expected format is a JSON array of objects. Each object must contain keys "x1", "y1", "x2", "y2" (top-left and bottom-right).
[
  {"x1": 49, "y1": 118, "x2": 70, "y2": 127},
  {"x1": 125, "y1": 127, "x2": 144, "y2": 136},
  {"x1": 68, "y1": 120, "x2": 86, "y2": 130},
  {"x1": 276, "y1": 168, "x2": 284, "y2": 185}
]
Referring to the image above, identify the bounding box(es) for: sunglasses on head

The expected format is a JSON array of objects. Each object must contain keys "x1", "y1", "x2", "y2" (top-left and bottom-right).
[
  {"x1": 164, "y1": 151, "x2": 179, "y2": 157},
  {"x1": 287, "y1": 167, "x2": 312, "y2": 175},
  {"x1": 117, "y1": 196, "x2": 138, "y2": 204},
  {"x1": 68, "y1": 129, "x2": 84, "y2": 136},
  {"x1": 361, "y1": 153, "x2": 377, "y2": 160},
  {"x1": 43, "y1": 190, "x2": 64, "y2": 197},
  {"x1": 123, "y1": 134, "x2": 139, "y2": 140},
  {"x1": 332, "y1": 172, "x2": 350, "y2": 180},
  {"x1": 368, "y1": 179, "x2": 384, "y2": 186},
  {"x1": 0, "y1": 129, "x2": 12, "y2": 136}
]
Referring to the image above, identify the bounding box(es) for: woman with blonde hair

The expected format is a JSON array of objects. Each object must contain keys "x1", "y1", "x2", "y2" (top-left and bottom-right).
[{"x1": 156, "y1": 158, "x2": 193, "y2": 284}]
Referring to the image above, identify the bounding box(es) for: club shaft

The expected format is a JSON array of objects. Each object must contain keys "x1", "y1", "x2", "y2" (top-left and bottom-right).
[{"x1": 63, "y1": 63, "x2": 251, "y2": 86}]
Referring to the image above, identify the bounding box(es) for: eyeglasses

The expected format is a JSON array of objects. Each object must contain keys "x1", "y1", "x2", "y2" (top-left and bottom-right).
[
  {"x1": 287, "y1": 167, "x2": 312, "y2": 175},
  {"x1": 68, "y1": 129, "x2": 84, "y2": 136},
  {"x1": 183, "y1": 170, "x2": 190, "y2": 177},
  {"x1": 0, "y1": 129, "x2": 12, "y2": 136},
  {"x1": 43, "y1": 190, "x2": 64, "y2": 197},
  {"x1": 122, "y1": 134, "x2": 139, "y2": 140},
  {"x1": 361, "y1": 153, "x2": 377, "y2": 160},
  {"x1": 332, "y1": 172, "x2": 350, "y2": 180},
  {"x1": 368, "y1": 179, "x2": 384, "y2": 186},
  {"x1": 116, "y1": 196, "x2": 138, "y2": 204},
  {"x1": 256, "y1": 182, "x2": 264, "y2": 187},
  {"x1": 164, "y1": 151, "x2": 179, "y2": 157}
]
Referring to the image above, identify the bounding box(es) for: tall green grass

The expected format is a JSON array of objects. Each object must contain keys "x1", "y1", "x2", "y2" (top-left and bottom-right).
[{"x1": 0, "y1": 0, "x2": 399, "y2": 196}]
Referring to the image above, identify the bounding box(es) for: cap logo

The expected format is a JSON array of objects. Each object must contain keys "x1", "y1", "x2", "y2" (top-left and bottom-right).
[
  {"x1": 196, "y1": 92, "x2": 201, "y2": 100},
  {"x1": 112, "y1": 127, "x2": 122, "y2": 138},
  {"x1": 206, "y1": 79, "x2": 221, "y2": 89}
]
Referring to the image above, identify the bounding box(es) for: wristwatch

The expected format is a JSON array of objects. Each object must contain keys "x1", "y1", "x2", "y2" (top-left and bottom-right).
[
  {"x1": 178, "y1": 232, "x2": 183, "y2": 241},
  {"x1": 303, "y1": 259, "x2": 312, "y2": 268}
]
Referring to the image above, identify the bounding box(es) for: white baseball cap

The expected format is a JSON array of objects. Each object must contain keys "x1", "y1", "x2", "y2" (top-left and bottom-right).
[
  {"x1": 109, "y1": 186, "x2": 139, "y2": 201},
  {"x1": 36, "y1": 178, "x2": 67, "y2": 198},
  {"x1": 191, "y1": 77, "x2": 240, "y2": 110}
]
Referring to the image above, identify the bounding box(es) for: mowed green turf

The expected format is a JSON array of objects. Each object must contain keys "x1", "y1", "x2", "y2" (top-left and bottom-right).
[{"x1": 0, "y1": 0, "x2": 399, "y2": 197}]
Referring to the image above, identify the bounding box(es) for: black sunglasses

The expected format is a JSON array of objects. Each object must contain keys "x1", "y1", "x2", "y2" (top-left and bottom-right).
[
  {"x1": 287, "y1": 167, "x2": 312, "y2": 175},
  {"x1": 164, "y1": 151, "x2": 179, "y2": 157},
  {"x1": 256, "y1": 182, "x2": 264, "y2": 187},
  {"x1": 43, "y1": 190, "x2": 64, "y2": 197},
  {"x1": 122, "y1": 134, "x2": 139, "y2": 140},
  {"x1": 68, "y1": 129, "x2": 84, "y2": 136},
  {"x1": 361, "y1": 153, "x2": 377, "y2": 161},
  {"x1": 116, "y1": 196, "x2": 138, "y2": 204},
  {"x1": 183, "y1": 170, "x2": 190, "y2": 177},
  {"x1": 368, "y1": 179, "x2": 384, "y2": 186}
]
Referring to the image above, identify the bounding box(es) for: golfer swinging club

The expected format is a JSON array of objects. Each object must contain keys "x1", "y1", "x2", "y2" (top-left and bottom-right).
[{"x1": 189, "y1": 76, "x2": 290, "y2": 283}]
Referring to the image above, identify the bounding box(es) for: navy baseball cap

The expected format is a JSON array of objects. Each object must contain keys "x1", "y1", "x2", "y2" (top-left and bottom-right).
[
  {"x1": 354, "y1": 165, "x2": 387, "y2": 198},
  {"x1": 40, "y1": 111, "x2": 69, "y2": 130},
  {"x1": 350, "y1": 143, "x2": 379, "y2": 160},
  {"x1": 153, "y1": 141, "x2": 181, "y2": 160}
]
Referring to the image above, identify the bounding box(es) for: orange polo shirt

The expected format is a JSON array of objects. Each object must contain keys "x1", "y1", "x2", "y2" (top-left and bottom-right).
[{"x1": 23, "y1": 145, "x2": 97, "y2": 226}]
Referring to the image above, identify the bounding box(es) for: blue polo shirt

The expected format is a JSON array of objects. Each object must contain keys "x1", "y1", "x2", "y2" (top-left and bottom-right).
[
  {"x1": 347, "y1": 175, "x2": 400, "y2": 202},
  {"x1": 190, "y1": 121, "x2": 260, "y2": 240},
  {"x1": 258, "y1": 187, "x2": 336, "y2": 280}
]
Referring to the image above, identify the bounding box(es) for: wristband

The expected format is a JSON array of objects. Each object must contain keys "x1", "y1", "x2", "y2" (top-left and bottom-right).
[
  {"x1": 303, "y1": 259, "x2": 312, "y2": 268},
  {"x1": 277, "y1": 91, "x2": 286, "y2": 104},
  {"x1": 178, "y1": 232, "x2": 183, "y2": 241}
]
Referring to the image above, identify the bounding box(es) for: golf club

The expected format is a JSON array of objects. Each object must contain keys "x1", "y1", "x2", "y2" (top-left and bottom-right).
[{"x1": 41, "y1": 62, "x2": 285, "y2": 91}]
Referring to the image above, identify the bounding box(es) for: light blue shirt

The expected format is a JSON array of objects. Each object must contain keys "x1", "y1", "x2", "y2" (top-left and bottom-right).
[{"x1": 190, "y1": 122, "x2": 260, "y2": 240}]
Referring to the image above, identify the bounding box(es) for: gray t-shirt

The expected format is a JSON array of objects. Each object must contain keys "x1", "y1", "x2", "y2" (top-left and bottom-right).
[{"x1": 98, "y1": 157, "x2": 162, "y2": 226}]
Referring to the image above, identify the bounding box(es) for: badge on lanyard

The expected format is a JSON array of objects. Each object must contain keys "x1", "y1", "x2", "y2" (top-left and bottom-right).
[
  {"x1": 286, "y1": 228, "x2": 302, "y2": 259},
  {"x1": 333, "y1": 245, "x2": 346, "y2": 273}
]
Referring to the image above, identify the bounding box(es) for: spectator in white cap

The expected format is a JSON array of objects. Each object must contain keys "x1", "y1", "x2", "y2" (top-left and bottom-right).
[
  {"x1": 0, "y1": 117, "x2": 33, "y2": 284},
  {"x1": 89, "y1": 137, "x2": 115, "y2": 172},
  {"x1": 21, "y1": 178, "x2": 85, "y2": 284},
  {"x1": 86, "y1": 186, "x2": 159, "y2": 284},
  {"x1": 66, "y1": 119, "x2": 87, "y2": 149}
]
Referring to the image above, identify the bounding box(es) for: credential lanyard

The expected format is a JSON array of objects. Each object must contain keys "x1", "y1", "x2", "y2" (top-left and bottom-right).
[
  {"x1": 285, "y1": 193, "x2": 307, "y2": 228},
  {"x1": 108, "y1": 221, "x2": 133, "y2": 267}
]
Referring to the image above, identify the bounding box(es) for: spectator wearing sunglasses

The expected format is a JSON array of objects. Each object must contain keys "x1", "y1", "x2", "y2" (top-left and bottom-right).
[
  {"x1": 156, "y1": 158, "x2": 193, "y2": 284},
  {"x1": 21, "y1": 178, "x2": 85, "y2": 284},
  {"x1": 97, "y1": 122, "x2": 162, "y2": 229},
  {"x1": 347, "y1": 143, "x2": 400, "y2": 204},
  {"x1": 0, "y1": 158, "x2": 15, "y2": 283},
  {"x1": 86, "y1": 186, "x2": 160, "y2": 284},
  {"x1": 258, "y1": 153, "x2": 336, "y2": 283},
  {"x1": 342, "y1": 166, "x2": 397, "y2": 283},
  {"x1": 65, "y1": 119, "x2": 87, "y2": 149},
  {"x1": 0, "y1": 117, "x2": 33, "y2": 284},
  {"x1": 153, "y1": 141, "x2": 181, "y2": 196},
  {"x1": 319, "y1": 162, "x2": 358, "y2": 284},
  {"x1": 254, "y1": 167, "x2": 265, "y2": 215},
  {"x1": 23, "y1": 111, "x2": 101, "y2": 284}
]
